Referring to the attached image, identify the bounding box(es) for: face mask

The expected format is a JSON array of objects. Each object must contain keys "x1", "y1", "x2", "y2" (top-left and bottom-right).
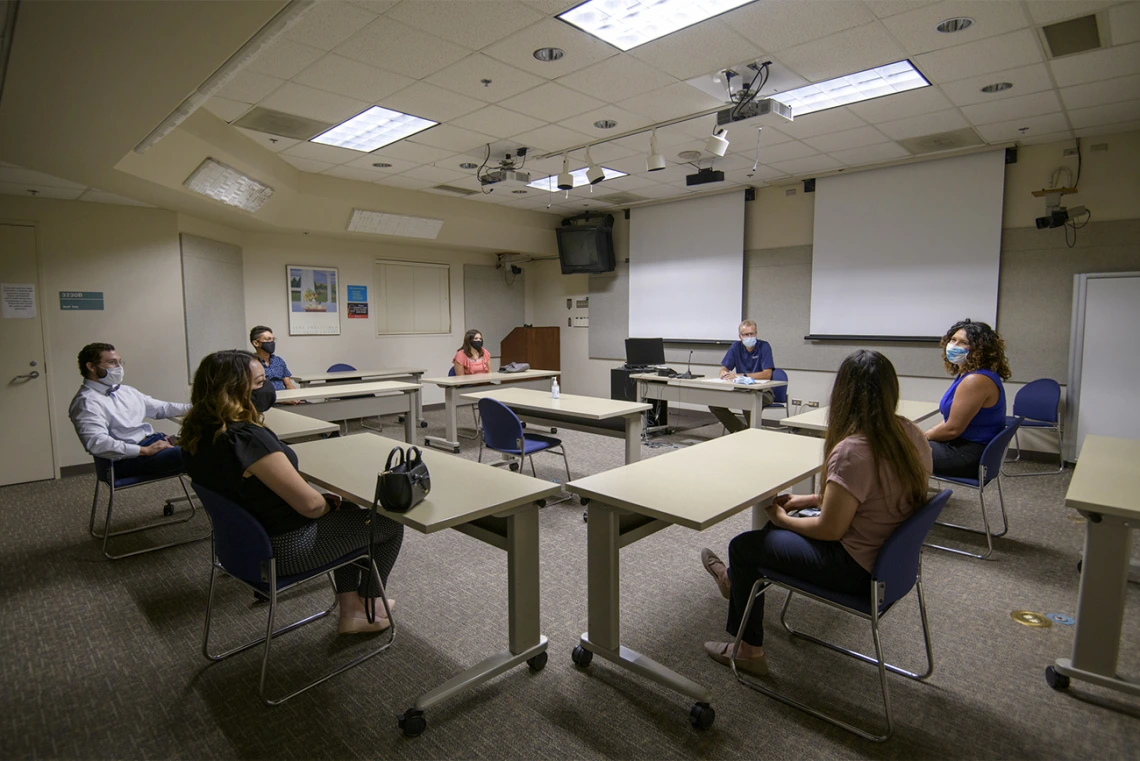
[
  {"x1": 471, "y1": 340, "x2": 483, "y2": 351},
  {"x1": 741, "y1": 337, "x2": 758, "y2": 349},
  {"x1": 259, "y1": 340, "x2": 276, "y2": 355},
  {"x1": 945, "y1": 345, "x2": 969, "y2": 366},
  {"x1": 97, "y1": 366, "x2": 124, "y2": 387},
  {"x1": 251, "y1": 384, "x2": 277, "y2": 413}
]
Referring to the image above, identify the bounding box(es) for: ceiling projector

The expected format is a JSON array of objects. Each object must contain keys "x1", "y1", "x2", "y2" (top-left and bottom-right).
[
  {"x1": 479, "y1": 150, "x2": 530, "y2": 188},
  {"x1": 716, "y1": 98, "x2": 793, "y2": 126},
  {"x1": 686, "y1": 168, "x2": 725, "y2": 186}
]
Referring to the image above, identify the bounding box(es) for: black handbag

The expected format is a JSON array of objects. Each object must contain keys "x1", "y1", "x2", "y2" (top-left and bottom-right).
[{"x1": 374, "y1": 446, "x2": 430, "y2": 514}]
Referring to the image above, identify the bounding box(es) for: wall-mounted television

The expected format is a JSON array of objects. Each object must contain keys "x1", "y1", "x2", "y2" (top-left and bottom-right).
[{"x1": 556, "y1": 214, "x2": 615, "y2": 274}]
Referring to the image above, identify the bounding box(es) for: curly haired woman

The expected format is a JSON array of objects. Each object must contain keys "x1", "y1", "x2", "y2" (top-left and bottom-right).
[{"x1": 925, "y1": 319, "x2": 1012, "y2": 478}]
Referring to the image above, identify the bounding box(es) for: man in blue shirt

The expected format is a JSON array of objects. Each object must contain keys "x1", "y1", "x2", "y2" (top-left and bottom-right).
[
  {"x1": 711, "y1": 319, "x2": 775, "y2": 433},
  {"x1": 249, "y1": 325, "x2": 298, "y2": 392}
]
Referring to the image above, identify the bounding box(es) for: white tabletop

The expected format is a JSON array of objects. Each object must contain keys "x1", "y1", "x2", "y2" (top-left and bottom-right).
[
  {"x1": 275, "y1": 380, "x2": 420, "y2": 403},
  {"x1": 293, "y1": 367, "x2": 424, "y2": 383},
  {"x1": 568, "y1": 429, "x2": 823, "y2": 530},
  {"x1": 1065, "y1": 435, "x2": 1140, "y2": 520},
  {"x1": 631, "y1": 373, "x2": 786, "y2": 393},
  {"x1": 261, "y1": 407, "x2": 338, "y2": 440},
  {"x1": 781, "y1": 399, "x2": 942, "y2": 432},
  {"x1": 461, "y1": 387, "x2": 650, "y2": 420},
  {"x1": 292, "y1": 434, "x2": 560, "y2": 534},
  {"x1": 423, "y1": 369, "x2": 560, "y2": 387}
]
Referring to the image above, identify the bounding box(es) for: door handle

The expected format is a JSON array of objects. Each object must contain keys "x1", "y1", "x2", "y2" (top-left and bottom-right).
[{"x1": 12, "y1": 371, "x2": 40, "y2": 381}]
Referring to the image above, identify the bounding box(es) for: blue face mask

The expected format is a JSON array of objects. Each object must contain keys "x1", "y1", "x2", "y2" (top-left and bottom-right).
[
  {"x1": 742, "y1": 337, "x2": 758, "y2": 349},
  {"x1": 945, "y1": 345, "x2": 969, "y2": 366}
]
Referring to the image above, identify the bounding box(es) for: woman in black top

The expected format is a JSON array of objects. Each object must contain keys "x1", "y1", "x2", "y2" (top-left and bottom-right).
[{"x1": 181, "y1": 350, "x2": 403, "y2": 634}]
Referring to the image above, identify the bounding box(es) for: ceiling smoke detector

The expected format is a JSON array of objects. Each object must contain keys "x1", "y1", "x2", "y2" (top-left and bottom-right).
[{"x1": 533, "y1": 47, "x2": 564, "y2": 62}]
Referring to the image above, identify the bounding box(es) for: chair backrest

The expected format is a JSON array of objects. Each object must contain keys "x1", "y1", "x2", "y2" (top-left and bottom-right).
[
  {"x1": 771, "y1": 368, "x2": 788, "y2": 404},
  {"x1": 94, "y1": 456, "x2": 113, "y2": 485},
  {"x1": 979, "y1": 418, "x2": 1022, "y2": 485},
  {"x1": 478, "y1": 397, "x2": 524, "y2": 452},
  {"x1": 1012, "y1": 379, "x2": 1061, "y2": 424},
  {"x1": 448, "y1": 366, "x2": 456, "y2": 377},
  {"x1": 191, "y1": 483, "x2": 273, "y2": 584},
  {"x1": 326, "y1": 363, "x2": 356, "y2": 372},
  {"x1": 872, "y1": 488, "x2": 953, "y2": 607}
]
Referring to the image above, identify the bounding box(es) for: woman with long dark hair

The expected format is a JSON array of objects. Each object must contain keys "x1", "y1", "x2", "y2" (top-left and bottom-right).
[
  {"x1": 181, "y1": 350, "x2": 404, "y2": 635},
  {"x1": 453, "y1": 328, "x2": 491, "y2": 375},
  {"x1": 700, "y1": 350, "x2": 932, "y2": 675},
  {"x1": 925, "y1": 319, "x2": 1011, "y2": 478}
]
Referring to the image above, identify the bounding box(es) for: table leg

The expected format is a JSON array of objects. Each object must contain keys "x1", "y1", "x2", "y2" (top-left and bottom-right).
[
  {"x1": 413, "y1": 373, "x2": 425, "y2": 423},
  {"x1": 752, "y1": 498, "x2": 772, "y2": 531},
  {"x1": 625, "y1": 414, "x2": 643, "y2": 464},
  {"x1": 749, "y1": 393, "x2": 764, "y2": 429},
  {"x1": 425, "y1": 386, "x2": 461, "y2": 452},
  {"x1": 404, "y1": 391, "x2": 416, "y2": 443}
]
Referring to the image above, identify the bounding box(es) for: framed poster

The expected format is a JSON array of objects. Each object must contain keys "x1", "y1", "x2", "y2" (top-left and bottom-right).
[{"x1": 287, "y1": 265, "x2": 340, "y2": 336}]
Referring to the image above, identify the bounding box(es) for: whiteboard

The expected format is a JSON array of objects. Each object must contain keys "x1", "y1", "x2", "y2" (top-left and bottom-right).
[
  {"x1": 809, "y1": 150, "x2": 1005, "y2": 338},
  {"x1": 628, "y1": 193, "x2": 745, "y2": 341}
]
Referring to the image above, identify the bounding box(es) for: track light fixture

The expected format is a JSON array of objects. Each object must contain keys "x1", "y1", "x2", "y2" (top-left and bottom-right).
[
  {"x1": 557, "y1": 152, "x2": 574, "y2": 191},
  {"x1": 585, "y1": 146, "x2": 605, "y2": 184},
  {"x1": 705, "y1": 127, "x2": 729, "y2": 157},
  {"x1": 646, "y1": 127, "x2": 666, "y2": 172}
]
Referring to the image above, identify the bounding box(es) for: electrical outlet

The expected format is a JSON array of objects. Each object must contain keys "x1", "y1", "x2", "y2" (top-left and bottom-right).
[
  {"x1": 790, "y1": 398, "x2": 803, "y2": 406},
  {"x1": 572, "y1": 316, "x2": 589, "y2": 328},
  {"x1": 806, "y1": 400, "x2": 820, "y2": 408}
]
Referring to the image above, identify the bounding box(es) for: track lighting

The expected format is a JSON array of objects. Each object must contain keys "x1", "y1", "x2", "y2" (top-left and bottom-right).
[
  {"x1": 585, "y1": 146, "x2": 605, "y2": 184},
  {"x1": 646, "y1": 127, "x2": 666, "y2": 172},
  {"x1": 557, "y1": 152, "x2": 574, "y2": 191},
  {"x1": 705, "y1": 127, "x2": 729, "y2": 157}
]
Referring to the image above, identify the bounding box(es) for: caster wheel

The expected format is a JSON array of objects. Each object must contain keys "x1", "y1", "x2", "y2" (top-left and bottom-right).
[
  {"x1": 527, "y1": 651, "x2": 548, "y2": 672},
  {"x1": 521, "y1": 422, "x2": 527, "y2": 428},
  {"x1": 582, "y1": 511, "x2": 588, "y2": 523},
  {"x1": 689, "y1": 702, "x2": 715, "y2": 730},
  {"x1": 398, "y1": 415, "x2": 405, "y2": 423},
  {"x1": 551, "y1": 428, "x2": 558, "y2": 434},
  {"x1": 163, "y1": 503, "x2": 175, "y2": 517},
  {"x1": 451, "y1": 447, "x2": 460, "y2": 454},
  {"x1": 1077, "y1": 559, "x2": 1082, "y2": 574},
  {"x1": 536, "y1": 499, "x2": 547, "y2": 508},
  {"x1": 1045, "y1": 666, "x2": 1070, "y2": 691},
  {"x1": 509, "y1": 463, "x2": 520, "y2": 472},
  {"x1": 571, "y1": 645, "x2": 593, "y2": 668},
  {"x1": 398, "y1": 708, "x2": 427, "y2": 737},
  {"x1": 420, "y1": 420, "x2": 428, "y2": 428}
]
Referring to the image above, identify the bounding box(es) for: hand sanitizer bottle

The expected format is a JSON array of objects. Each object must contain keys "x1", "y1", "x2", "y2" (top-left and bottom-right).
[{"x1": 551, "y1": 378, "x2": 560, "y2": 399}]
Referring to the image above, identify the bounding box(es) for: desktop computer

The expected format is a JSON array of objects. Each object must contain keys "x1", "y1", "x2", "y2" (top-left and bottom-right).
[{"x1": 611, "y1": 367, "x2": 668, "y2": 428}]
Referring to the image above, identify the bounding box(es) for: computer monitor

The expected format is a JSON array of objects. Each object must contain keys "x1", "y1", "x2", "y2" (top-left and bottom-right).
[{"x1": 625, "y1": 338, "x2": 666, "y2": 367}]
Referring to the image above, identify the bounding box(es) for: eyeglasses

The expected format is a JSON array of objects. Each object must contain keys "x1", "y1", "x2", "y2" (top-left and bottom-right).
[
  {"x1": 740, "y1": 332, "x2": 757, "y2": 338},
  {"x1": 99, "y1": 359, "x2": 125, "y2": 368}
]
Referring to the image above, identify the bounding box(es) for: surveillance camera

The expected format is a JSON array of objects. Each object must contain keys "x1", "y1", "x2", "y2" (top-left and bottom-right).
[{"x1": 510, "y1": 265, "x2": 522, "y2": 275}]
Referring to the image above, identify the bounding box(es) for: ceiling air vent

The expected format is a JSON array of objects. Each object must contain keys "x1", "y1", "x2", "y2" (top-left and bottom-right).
[
  {"x1": 898, "y1": 128, "x2": 985, "y2": 155},
  {"x1": 430, "y1": 184, "x2": 480, "y2": 196},
  {"x1": 232, "y1": 107, "x2": 333, "y2": 141},
  {"x1": 597, "y1": 192, "x2": 648, "y2": 205},
  {"x1": 1041, "y1": 14, "x2": 1102, "y2": 58}
]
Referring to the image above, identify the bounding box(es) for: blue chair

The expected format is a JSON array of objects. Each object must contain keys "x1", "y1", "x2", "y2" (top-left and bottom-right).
[
  {"x1": 90, "y1": 456, "x2": 209, "y2": 560},
  {"x1": 1002, "y1": 379, "x2": 1064, "y2": 476},
  {"x1": 449, "y1": 366, "x2": 481, "y2": 439},
  {"x1": 730, "y1": 489, "x2": 953, "y2": 742},
  {"x1": 477, "y1": 397, "x2": 570, "y2": 481},
  {"x1": 770, "y1": 368, "x2": 789, "y2": 418},
  {"x1": 192, "y1": 483, "x2": 394, "y2": 705},
  {"x1": 926, "y1": 418, "x2": 1022, "y2": 560},
  {"x1": 324, "y1": 363, "x2": 381, "y2": 432},
  {"x1": 326, "y1": 362, "x2": 355, "y2": 373}
]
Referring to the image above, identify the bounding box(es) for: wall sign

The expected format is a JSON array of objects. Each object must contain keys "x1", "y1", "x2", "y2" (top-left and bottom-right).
[
  {"x1": 59, "y1": 291, "x2": 104, "y2": 311},
  {"x1": 2, "y1": 283, "x2": 36, "y2": 318},
  {"x1": 347, "y1": 284, "x2": 368, "y2": 319},
  {"x1": 287, "y1": 266, "x2": 340, "y2": 335}
]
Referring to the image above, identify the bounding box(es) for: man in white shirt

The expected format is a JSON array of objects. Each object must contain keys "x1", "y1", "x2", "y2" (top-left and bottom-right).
[{"x1": 68, "y1": 342, "x2": 190, "y2": 480}]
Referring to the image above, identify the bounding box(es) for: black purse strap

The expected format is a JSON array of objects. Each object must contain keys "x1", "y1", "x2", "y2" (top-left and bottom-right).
[
  {"x1": 385, "y1": 446, "x2": 404, "y2": 472},
  {"x1": 405, "y1": 446, "x2": 423, "y2": 468}
]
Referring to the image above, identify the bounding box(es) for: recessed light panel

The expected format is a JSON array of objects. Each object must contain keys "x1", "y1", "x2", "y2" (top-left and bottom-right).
[
  {"x1": 347, "y1": 209, "x2": 444, "y2": 239},
  {"x1": 559, "y1": 0, "x2": 758, "y2": 51},
  {"x1": 527, "y1": 166, "x2": 627, "y2": 191},
  {"x1": 312, "y1": 106, "x2": 437, "y2": 152},
  {"x1": 771, "y1": 60, "x2": 929, "y2": 117},
  {"x1": 184, "y1": 158, "x2": 274, "y2": 212}
]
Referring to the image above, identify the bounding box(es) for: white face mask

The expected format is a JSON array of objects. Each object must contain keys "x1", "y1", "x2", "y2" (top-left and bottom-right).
[{"x1": 98, "y1": 366, "x2": 124, "y2": 387}]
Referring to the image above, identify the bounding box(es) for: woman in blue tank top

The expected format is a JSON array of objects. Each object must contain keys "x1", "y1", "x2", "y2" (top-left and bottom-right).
[{"x1": 925, "y1": 319, "x2": 1011, "y2": 478}]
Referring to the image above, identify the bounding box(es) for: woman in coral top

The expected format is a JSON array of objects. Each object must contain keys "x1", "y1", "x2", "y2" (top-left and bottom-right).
[{"x1": 453, "y1": 329, "x2": 491, "y2": 376}]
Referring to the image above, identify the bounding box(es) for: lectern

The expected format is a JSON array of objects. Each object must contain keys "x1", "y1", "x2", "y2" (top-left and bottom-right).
[{"x1": 500, "y1": 326, "x2": 559, "y2": 370}]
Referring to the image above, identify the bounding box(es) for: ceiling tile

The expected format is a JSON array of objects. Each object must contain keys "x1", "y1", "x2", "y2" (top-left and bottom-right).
[
  {"x1": 386, "y1": 0, "x2": 545, "y2": 49},
  {"x1": 1024, "y1": 0, "x2": 1114, "y2": 26},
  {"x1": 407, "y1": 124, "x2": 496, "y2": 152},
  {"x1": 560, "y1": 106, "x2": 653, "y2": 139},
  {"x1": 937, "y1": 63, "x2": 1054, "y2": 106},
  {"x1": 1067, "y1": 98, "x2": 1140, "y2": 129},
  {"x1": 1060, "y1": 73, "x2": 1140, "y2": 110},
  {"x1": 482, "y1": 17, "x2": 620, "y2": 79},
  {"x1": 322, "y1": 165, "x2": 390, "y2": 182},
  {"x1": 629, "y1": 20, "x2": 765, "y2": 81},
  {"x1": 334, "y1": 16, "x2": 471, "y2": 79},
  {"x1": 750, "y1": 139, "x2": 819, "y2": 163},
  {"x1": 78, "y1": 190, "x2": 152, "y2": 207},
  {"x1": 914, "y1": 29, "x2": 1044, "y2": 82},
  {"x1": 974, "y1": 112, "x2": 1071, "y2": 142},
  {"x1": 0, "y1": 183, "x2": 84, "y2": 200},
  {"x1": 1017, "y1": 129, "x2": 1074, "y2": 145},
  {"x1": 286, "y1": 1, "x2": 379, "y2": 50},
  {"x1": 344, "y1": 154, "x2": 418, "y2": 173},
  {"x1": 618, "y1": 82, "x2": 725, "y2": 122},
  {"x1": 769, "y1": 154, "x2": 845, "y2": 175},
  {"x1": 611, "y1": 123, "x2": 700, "y2": 153},
  {"x1": 425, "y1": 54, "x2": 547, "y2": 103},
  {"x1": 617, "y1": 182, "x2": 691, "y2": 199},
  {"x1": 259, "y1": 82, "x2": 370, "y2": 123},
  {"x1": 864, "y1": 0, "x2": 938, "y2": 19},
  {"x1": 772, "y1": 106, "x2": 868, "y2": 139},
  {"x1": 804, "y1": 125, "x2": 891, "y2": 152},
  {"x1": 1049, "y1": 42, "x2": 1140, "y2": 88},
  {"x1": 379, "y1": 82, "x2": 486, "y2": 122},
  {"x1": 281, "y1": 155, "x2": 337, "y2": 173},
  {"x1": 450, "y1": 105, "x2": 548, "y2": 138},
  {"x1": 722, "y1": 164, "x2": 788, "y2": 183},
  {"x1": 1110, "y1": 2, "x2": 1140, "y2": 46},
  {"x1": 293, "y1": 54, "x2": 413, "y2": 103},
  {"x1": 397, "y1": 165, "x2": 471, "y2": 184},
  {"x1": 217, "y1": 70, "x2": 285, "y2": 104},
  {"x1": 499, "y1": 82, "x2": 607, "y2": 122},
  {"x1": 510, "y1": 123, "x2": 594, "y2": 153},
  {"x1": 723, "y1": 124, "x2": 795, "y2": 153},
  {"x1": 345, "y1": 1, "x2": 399, "y2": 15},
  {"x1": 577, "y1": 140, "x2": 638, "y2": 164},
  {"x1": 374, "y1": 174, "x2": 435, "y2": 190},
  {"x1": 882, "y1": 1, "x2": 1030, "y2": 56},
  {"x1": 557, "y1": 55, "x2": 678, "y2": 103},
  {"x1": 236, "y1": 128, "x2": 299, "y2": 152},
  {"x1": 1074, "y1": 118, "x2": 1140, "y2": 137},
  {"x1": 776, "y1": 22, "x2": 908, "y2": 82},
  {"x1": 600, "y1": 153, "x2": 664, "y2": 176},
  {"x1": 0, "y1": 166, "x2": 85, "y2": 189},
  {"x1": 827, "y1": 140, "x2": 911, "y2": 165},
  {"x1": 247, "y1": 38, "x2": 325, "y2": 80},
  {"x1": 203, "y1": 97, "x2": 252, "y2": 123},
  {"x1": 368, "y1": 140, "x2": 455, "y2": 164},
  {"x1": 595, "y1": 173, "x2": 662, "y2": 192},
  {"x1": 728, "y1": 0, "x2": 875, "y2": 51},
  {"x1": 876, "y1": 108, "x2": 970, "y2": 139},
  {"x1": 961, "y1": 89, "x2": 1062, "y2": 125},
  {"x1": 847, "y1": 85, "x2": 953, "y2": 122}
]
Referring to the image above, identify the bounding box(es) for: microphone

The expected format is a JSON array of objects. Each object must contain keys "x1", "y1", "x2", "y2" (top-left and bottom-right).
[{"x1": 677, "y1": 350, "x2": 695, "y2": 379}]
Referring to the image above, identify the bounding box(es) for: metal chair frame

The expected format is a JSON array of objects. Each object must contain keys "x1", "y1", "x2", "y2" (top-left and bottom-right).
[
  {"x1": 89, "y1": 459, "x2": 208, "y2": 560},
  {"x1": 448, "y1": 366, "x2": 481, "y2": 439},
  {"x1": 476, "y1": 399, "x2": 570, "y2": 483},
  {"x1": 769, "y1": 368, "x2": 790, "y2": 419},
  {"x1": 1001, "y1": 378, "x2": 1064, "y2": 477}
]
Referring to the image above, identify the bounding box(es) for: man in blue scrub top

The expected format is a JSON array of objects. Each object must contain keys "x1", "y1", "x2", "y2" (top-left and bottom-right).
[{"x1": 711, "y1": 319, "x2": 775, "y2": 433}]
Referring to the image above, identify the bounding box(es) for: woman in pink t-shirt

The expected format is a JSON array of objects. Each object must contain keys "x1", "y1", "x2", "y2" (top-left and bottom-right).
[
  {"x1": 700, "y1": 350, "x2": 933, "y2": 676},
  {"x1": 453, "y1": 329, "x2": 491, "y2": 376}
]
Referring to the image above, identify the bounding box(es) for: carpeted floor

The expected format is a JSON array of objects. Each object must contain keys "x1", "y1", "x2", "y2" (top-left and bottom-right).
[{"x1": 1, "y1": 407, "x2": 1137, "y2": 760}]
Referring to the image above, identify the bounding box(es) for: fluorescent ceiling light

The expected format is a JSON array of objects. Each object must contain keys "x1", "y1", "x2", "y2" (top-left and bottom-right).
[
  {"x1": 559, "y1": 0, "x2": 757, "y2": 51},
  {"x1": 528, "y1": 166, "x2": 627, "y2": 191},
  {"x1": 312, "y1": 106, "x2": 437, "y2": 152},
  {"x1": 184, "y1": 158, "x2": 274, "y2": 212},
  {"x1": 347, "y1": 209, "x2": 444, "y2": 239},
  {"x1": 770, "y1": 60, "x2": 929, "y2": 117}
]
